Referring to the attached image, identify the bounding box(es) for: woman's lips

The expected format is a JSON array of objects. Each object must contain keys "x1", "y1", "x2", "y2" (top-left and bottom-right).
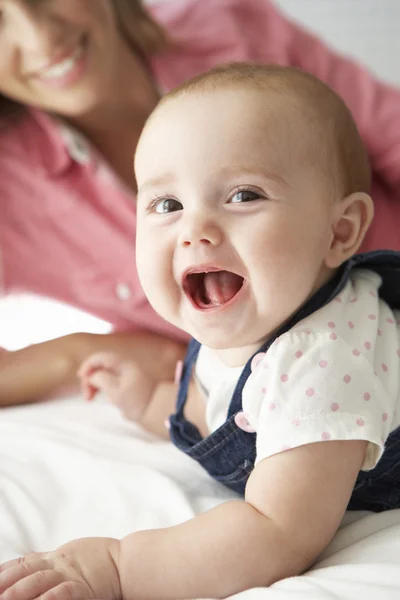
[{"x1": 34, "y1": 35, "x2": 88, "y2": 89}]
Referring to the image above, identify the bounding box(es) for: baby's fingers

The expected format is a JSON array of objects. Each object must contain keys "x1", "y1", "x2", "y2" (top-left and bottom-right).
[
  {"x1": 85, "y1": 371, "x2": 120, "y2": 397},
  {"x1": 31, "y1": 580, "x2": 91, "y2": 600},
  {"x1": 0, "y1": 555, "x2": 43, "y2": 584},
  {"x1": 2, "y1": 572, "x2": 64, "y2": 600},
  {"x1": 80, "y1": 379, "x2": 98, "y2": 402},
  {"x1": 77, "y1": 352, "x2": 120, "y2": 379},
  {"x1": 0, "y1": 557, "x2": 61, "y2": 597}
]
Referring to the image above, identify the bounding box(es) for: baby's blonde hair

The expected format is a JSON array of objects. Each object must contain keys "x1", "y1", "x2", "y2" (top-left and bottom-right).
[{"x1": 158, "y1": 63, "x2": 371, "y2": 197}]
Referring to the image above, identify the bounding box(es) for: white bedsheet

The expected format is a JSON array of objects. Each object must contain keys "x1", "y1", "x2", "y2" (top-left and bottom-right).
[{"x1": 1, "y1": 394, "x2": 400, "y2": 600}]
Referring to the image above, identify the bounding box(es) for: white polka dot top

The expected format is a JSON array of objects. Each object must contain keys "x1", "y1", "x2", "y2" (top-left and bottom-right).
[{"x1": 195, "y1": 269, "x2": 400, "y2": 470}]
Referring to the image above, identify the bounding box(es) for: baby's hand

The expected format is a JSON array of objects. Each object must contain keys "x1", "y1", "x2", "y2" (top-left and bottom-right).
[
  {"x1": 78, "y1": 352, "x2": 152, "y2": 421},
  {"x1": 0, "y1": 537, "x2": 120, "y2": 600}
]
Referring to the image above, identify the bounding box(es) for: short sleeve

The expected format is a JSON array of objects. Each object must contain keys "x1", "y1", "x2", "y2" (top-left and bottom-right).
[{"x1": 242, "y1": 330, "x2": 396, "y2": 470}]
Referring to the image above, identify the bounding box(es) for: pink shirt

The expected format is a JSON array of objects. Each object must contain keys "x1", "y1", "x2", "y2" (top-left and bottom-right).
[{"x1": 1, "y1": 0, "x2": 400, "y2": 340}]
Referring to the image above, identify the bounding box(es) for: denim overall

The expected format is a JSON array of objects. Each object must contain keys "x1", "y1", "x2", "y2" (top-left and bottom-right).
[{"x1": 169, "y1": 251, "x2": 400, "y2": 512}]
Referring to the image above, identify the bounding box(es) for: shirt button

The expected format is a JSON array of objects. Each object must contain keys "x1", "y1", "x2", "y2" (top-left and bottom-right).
[
  {"x1": 116, "y1": 282, "x2": 132, "y2": 301},
  {"x1": 60, "y1": 126, "x2": 91, "y2": 164},
  {"x1": 69, "y1": 137, "x2": 91, "y2": 164},
  {"x1": 234, "y1": 411, "x2": 256, "y2": 433}
]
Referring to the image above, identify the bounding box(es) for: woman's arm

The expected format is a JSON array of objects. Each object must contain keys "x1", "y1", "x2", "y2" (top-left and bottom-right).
[{"x1": 0, "y1": 331, "x2": 186, "y2": 408}]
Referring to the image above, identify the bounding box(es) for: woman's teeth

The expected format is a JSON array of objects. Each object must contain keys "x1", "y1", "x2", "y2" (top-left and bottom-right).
[{"x1": 41, "y1": 44, "x2": 84, "y2": 80}]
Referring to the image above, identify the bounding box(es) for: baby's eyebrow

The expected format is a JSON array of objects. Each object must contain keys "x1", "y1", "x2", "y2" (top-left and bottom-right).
[
  {"x1": 137, "y1": 173, "x2": 177, "y2": 197},
  {"x1": 217, "y1": 164, "x2": 289, "y2": 188}
]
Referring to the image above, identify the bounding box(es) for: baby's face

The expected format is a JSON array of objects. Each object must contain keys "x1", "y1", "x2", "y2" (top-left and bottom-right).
[{"x1": 135, "y1": 88, "x2": 337, "y2": 362}]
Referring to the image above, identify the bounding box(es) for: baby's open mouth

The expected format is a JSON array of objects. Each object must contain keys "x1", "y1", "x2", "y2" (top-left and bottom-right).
[{"x1": 183, "y1": 270, "x2": 244, "y2": 309}]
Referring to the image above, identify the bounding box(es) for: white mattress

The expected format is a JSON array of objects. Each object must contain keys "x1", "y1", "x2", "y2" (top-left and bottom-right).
[{"x1": 2, "y1": 393, "x2": 400, "y2": 599}]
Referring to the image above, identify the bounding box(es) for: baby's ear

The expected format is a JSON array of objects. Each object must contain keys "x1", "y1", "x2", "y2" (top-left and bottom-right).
[{"x1": 324, "y1": 192, "x2": 374, "y2": 269}]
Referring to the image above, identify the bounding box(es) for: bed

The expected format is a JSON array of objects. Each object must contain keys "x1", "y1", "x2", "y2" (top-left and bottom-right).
[
  {"x1": 2, "y1": 393, "x2": 400, "y2": 599},
  {"x1": 1, "y1": 1, "x2": 400, "y2": 597}
]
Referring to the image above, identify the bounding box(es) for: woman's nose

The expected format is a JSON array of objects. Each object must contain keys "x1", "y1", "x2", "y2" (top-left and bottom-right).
[{"x1": 8, "y1": 2, "x2": 64, "y2": 58}]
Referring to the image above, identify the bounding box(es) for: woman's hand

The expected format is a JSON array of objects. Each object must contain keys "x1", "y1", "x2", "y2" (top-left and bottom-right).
[{"x1": 0, "y1": 537, "x2": 121, "y2": 600}]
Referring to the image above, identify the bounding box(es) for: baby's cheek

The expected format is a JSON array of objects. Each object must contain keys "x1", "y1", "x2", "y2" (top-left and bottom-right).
[{"x1": 146, "y1": 267, "x2": 181, "y2": 325}]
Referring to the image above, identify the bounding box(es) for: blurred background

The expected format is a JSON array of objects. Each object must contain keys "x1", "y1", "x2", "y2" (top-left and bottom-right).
[{"x1": 1, "y1": 0, "x2": 399, "y2": 350}]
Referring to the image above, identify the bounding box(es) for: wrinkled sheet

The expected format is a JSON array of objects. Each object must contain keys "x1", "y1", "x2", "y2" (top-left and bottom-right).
[{"x1": 1, "y1": 395, "x2": 400, "y2": 599}]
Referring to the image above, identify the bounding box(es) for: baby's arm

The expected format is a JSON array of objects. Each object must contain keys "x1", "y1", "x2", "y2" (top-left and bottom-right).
[
  {"x1": 116, "y1": 439, "x2": 366, "y2": 598},
  {"x1": 0, "y1": 438, "x2": 365, "y2": 599}
]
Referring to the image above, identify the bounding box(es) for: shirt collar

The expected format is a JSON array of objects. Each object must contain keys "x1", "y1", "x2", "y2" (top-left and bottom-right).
[{"x1": 29, "y1": 108, "x2": 92, "y2": 177}]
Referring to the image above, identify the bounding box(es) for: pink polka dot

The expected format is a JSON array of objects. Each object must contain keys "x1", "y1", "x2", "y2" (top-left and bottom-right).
[
  {"x1": 356, "y1": 418, "x2": 365, "y2": 427},
  {"x1": 350, "y1": 297, "x2": 358, "y2": 303},
  {"x1": 378, "y1": 329, "x2": 382, "y2": 336},
  {"x1": 280, "y1": 374, "x2": 289, "y2": 383},
  {"x1": 369, "y1": 291, "x2": 377, "y2": 297},
  {"x1": 368, "y1": 314, "x2": 376, "y2": 320},
  {"x1": 251, "y1": 352, "x2": 266, "y2": 372},
  {"x1": 331, "y1": 402, "x2": 339, "y2": 412},
  {"x1": 397, "y1": 349, "x2": 400, "y2": 358},
  {"x1": 321, "y1": 432, "x2": 331, "y2": 440},
  {"x1": 328, "y1": 321, "x2": 336, "y2": 329},
  {"x1": 268, "y1": 402, "x2": 276, "y2": 411},
  {"x1": 343, "y1": 374, "x2": 351, "y2": 384},
  {"x1": 306, "y1": 388, "x2": 315, "y2": 397},
  {"x1": 382, "y1": 412, "x2": 388, "y2": 422},
  {"x1": 295, "y1": 351, "x2": 303, "y2": 359},
  {"x1": 261, "y1": 387, "x2": 267, "y2": 395},
  {"x1": 364, "y1": 392, "x2": 371, "y2": 401},
  {"x1": 386, "y1": 318, "x2": 394, "y2": 324},
  {"x1": 364, "y1": 341, "x2": 371, "y2": 350},
  {"x1": 335, "y1": 296, "x2": 342, "y2": 303},
  {"x1": 330, "y1": 332, "x2": 338, "y2": 340},
  {"x1": 319, "y1": 360, "x2": 328, "y2": 368},
  {"x1": 348, "y1": 321, "x2": 354, "y2": 329},
  {"x1": 292, "y1": 418, "x2": 301, "y2": 426},
  {"x1": 382, "y1": 363, "x2": 388, "y2": 373},
  {"x1": 353, "y1": 349, "x2": 360, "y2": 356}
]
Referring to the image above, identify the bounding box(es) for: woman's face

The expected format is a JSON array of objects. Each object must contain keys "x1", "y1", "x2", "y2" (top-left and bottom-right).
[{"x1": 0, "y1": 0, "x2": 129, "y2": 116}]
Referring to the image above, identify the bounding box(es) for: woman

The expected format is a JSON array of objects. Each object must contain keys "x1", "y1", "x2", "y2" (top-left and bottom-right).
[{"x1": 0, "y1": 0, "x2": 399, "y2": 419}]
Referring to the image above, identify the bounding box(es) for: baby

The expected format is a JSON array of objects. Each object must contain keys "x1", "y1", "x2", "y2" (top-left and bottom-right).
[{"x1": 1, "y1": 64, "x2": 400, "y2": 600}]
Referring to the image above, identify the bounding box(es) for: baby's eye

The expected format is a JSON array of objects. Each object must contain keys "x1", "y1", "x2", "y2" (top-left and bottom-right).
[
  {"x1": 152, "y1": 198, "x2": 183, "y2": 214},
  {"x1": 229, "y1": 189, "x2": 263, "y2": 203}
]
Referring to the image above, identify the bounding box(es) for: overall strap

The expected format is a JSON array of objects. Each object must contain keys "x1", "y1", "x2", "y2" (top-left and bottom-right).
[{"x1": 228, "y1": 250, "x2": 400, "y2": 417}]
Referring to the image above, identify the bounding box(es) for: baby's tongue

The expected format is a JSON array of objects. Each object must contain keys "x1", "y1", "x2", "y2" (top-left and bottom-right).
[{"x1": 203, "y1": 271, "x2": 241, "y2": 306}]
